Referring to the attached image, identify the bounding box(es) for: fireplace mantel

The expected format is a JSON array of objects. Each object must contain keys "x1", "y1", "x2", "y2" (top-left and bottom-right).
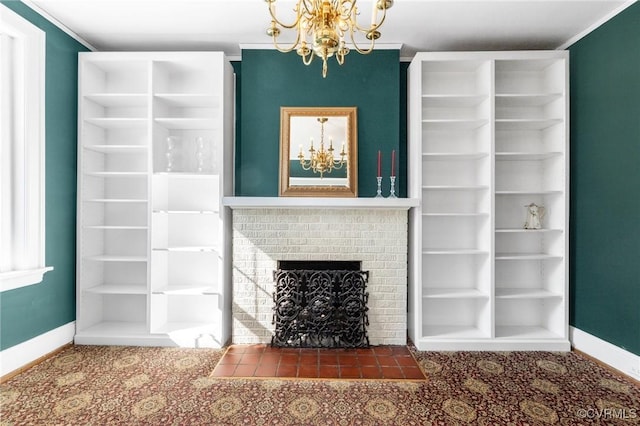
[{"x1": 222, "y1": 196, "x2": 419, "y2": 210}]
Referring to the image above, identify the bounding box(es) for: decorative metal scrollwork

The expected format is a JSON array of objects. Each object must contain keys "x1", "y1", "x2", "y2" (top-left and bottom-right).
[{"x1": 272, "y1": 268, "x2": 369, "y2": 348}]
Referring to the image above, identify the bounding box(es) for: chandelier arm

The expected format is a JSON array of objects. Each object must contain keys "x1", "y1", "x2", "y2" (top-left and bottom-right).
[
  {"x1": 301, "y1": 51, "x2": 315, "y2": 65},
  {"x1": 376, "y1": 8, "x2": 389, "y2": 27},
  {"x1": 300, "y1": 0, "x2": 314, "y2": 17},
  {"x1": 271, "y1": 32, "x2": 304, "y2": 53},
  {"x1": 348, "y1": 26, "x2": 376, "y2": 54},
  {"x1": 266, "y1": 0, "x2": 306, "y2": 30},
  {"x1": 271, "y1": 17, "x2": 310, "y2": 54},
  {"x1": 351, "y1": 7, "x2": 388, "y2": 34},
  {"x1": 340, "y1": 1, "x2": 357, "y2": 18}
]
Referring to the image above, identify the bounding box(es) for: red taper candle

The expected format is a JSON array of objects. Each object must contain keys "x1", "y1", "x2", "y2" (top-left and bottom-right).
[{"x1": 391, "y1": 150, "x2": 396, "y2": 177}]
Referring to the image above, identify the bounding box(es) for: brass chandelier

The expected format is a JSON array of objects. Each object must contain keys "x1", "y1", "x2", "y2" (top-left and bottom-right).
[
  {"x1": 265, "y1": 0, "x2": 394, "y2": 78},
  {"x1": 298, "y1": 117, "x2": 347, "y2": 178}
]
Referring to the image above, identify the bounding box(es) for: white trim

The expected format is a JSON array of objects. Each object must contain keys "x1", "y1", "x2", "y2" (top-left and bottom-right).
[
  {"x1": 0, "y1": 266, "x2": 53, "y2": 292},
  {"x1": 0, "y1": 322, "x2": 75, "y2": 377},
  {"x1": 0, "y1": 5, "x2": 53, "y2": 291},
  {"x1": 18, "y1": 0, "x2": 96, "y2": 51},
  {"x1": 557, "y1": 0, "x2": 638, "y2": 50},
  {"x1": 570, "y1": 326, "x2": 640, "y2": 381}
]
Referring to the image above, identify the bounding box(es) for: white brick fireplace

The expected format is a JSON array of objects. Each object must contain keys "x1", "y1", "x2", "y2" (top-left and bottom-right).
[{"x1": 223, "y1": 197, "x2": 418, "y2": 346}]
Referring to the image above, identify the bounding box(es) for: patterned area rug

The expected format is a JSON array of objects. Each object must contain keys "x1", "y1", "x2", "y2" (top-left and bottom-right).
[{"x1": 1, "y1": 345, "x2": 639, "y2": 425}]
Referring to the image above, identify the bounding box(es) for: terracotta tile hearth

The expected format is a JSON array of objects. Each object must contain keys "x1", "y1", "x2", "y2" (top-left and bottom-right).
[{"x1": 212, "y1": 345, "x2": 426, "y2": 380}]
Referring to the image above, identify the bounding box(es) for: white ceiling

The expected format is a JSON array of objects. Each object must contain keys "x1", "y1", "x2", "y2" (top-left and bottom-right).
[{"x1": 26, "y1": 0, "x2": 636, "y2": 58}]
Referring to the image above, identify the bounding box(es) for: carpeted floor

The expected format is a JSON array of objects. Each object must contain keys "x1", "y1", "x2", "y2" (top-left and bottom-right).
[{"x1": 1, "y1": 345, "x2": 639, "y2": 425}]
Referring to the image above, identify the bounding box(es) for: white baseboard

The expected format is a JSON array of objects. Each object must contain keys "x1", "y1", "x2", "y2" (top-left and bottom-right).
[
  {"x1": 570, "y1": 326, "x2": 640, "y2": 381},
  {"x1": 1, "y1": 322, "x2": 75, "y2": 377},
  {"x1": 3, "y1": 324, "x2": 637, "y2": 380}
]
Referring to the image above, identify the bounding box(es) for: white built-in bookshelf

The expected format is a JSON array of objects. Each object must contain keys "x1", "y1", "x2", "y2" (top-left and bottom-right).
[
  {"x1": 76, "y1": 52, "x2": 234, "y2": 347},
  {"x1": 408, "y1": 51, "x2": 569, "y2": 351}
]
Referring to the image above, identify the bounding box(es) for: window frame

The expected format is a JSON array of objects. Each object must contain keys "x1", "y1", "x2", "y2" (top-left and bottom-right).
[{"x1": 0, "y1": 5, "x2": 52, "y2": 292}]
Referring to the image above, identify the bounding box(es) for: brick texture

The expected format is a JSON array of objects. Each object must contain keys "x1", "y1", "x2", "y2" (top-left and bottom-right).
[{"x1": 231, "y1": 209, "x2": 408, "y2": 345}]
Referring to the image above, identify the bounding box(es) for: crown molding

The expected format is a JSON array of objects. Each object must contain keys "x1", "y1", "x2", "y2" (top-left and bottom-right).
[
  {"x1": 240, "y1": 43, "x2": 403, "y2": 55},
  {"x1": 19, "y1": 0, "x2": 96, "y2": 51},
  {"x1": 557, "y1": 0, "x2": 637, "y2": 50}
]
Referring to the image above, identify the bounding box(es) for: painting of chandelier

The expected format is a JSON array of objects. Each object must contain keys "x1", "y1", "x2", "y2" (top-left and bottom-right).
[
  {"x1": 266, "y1": 0, "x2": 394, "y2": 78},
  {"x1": 298, "y1": 117, "x2": 347, "y2": 179}
]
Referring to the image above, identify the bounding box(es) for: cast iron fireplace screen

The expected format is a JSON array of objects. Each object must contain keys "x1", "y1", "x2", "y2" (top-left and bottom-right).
[{"x1": 272, "y1": 261, "x2": 369, "y2": 348}]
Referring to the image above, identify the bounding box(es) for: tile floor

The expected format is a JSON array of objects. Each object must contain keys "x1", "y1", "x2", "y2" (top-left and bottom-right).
[{"x1": 212, "y1": 344, "x2": 426, "y2": 380}]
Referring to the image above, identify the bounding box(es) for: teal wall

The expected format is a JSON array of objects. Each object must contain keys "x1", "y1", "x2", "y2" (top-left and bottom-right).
[
  {"x1": 237, "y1": 49, "x2": 402, "y2": 197},
  {"x1": 569, "y1": 2, "x2": 640, "y2": 355},
  {"x1": 0, "y1": 1, "x2": 87, "y2": 350}
]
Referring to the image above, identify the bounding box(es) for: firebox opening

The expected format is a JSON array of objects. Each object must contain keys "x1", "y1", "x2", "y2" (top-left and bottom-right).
[{"x1": 272, "y1": 260, "x2": 369, "y2": 348}]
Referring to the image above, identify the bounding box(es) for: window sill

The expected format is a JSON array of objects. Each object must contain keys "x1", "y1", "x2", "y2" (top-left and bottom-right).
[{"x1": 0, "y1": 267, "x2": 54, "y2": 292}]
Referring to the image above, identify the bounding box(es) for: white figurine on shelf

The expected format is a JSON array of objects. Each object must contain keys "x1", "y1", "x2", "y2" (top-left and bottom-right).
[{"x1": 524, "y1": 203, "x2": 545, "y2": 230}]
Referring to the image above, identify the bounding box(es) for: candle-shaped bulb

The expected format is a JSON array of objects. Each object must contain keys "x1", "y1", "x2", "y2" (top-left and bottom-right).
[{"x1": 371, "y1": 0, "x2": 379, "y2": 25}]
